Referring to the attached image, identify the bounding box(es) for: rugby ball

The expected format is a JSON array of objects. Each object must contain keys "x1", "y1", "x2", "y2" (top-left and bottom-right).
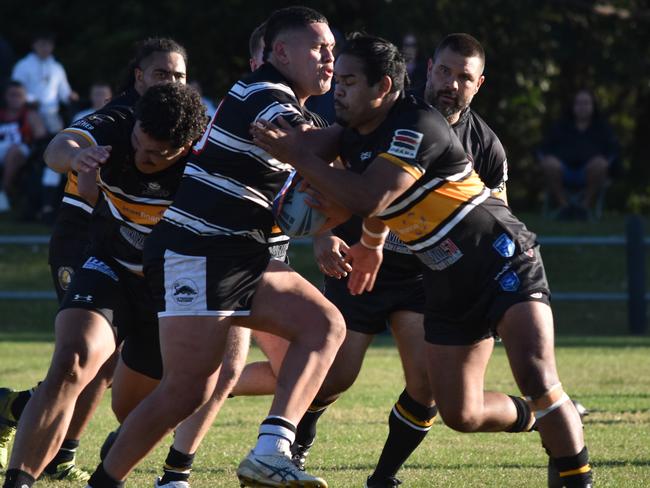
[{"x1": 273, "y1": 171, "x2": 327, "y2": 237}]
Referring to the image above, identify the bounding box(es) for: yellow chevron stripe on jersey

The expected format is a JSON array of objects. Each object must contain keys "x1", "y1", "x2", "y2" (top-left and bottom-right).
[
  {"x1": 103, "y1": 189, "x2": 168, "y2": 228},
  {"x1": 378, "y1": 152, "x2": 425, "y2": 180},
  {"x1": 380, "y1": 172, "x2": 486, "y2": 246}
]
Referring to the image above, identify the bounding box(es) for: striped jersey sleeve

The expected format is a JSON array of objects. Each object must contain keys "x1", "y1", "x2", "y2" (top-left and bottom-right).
[{"x1": 161, "y1": 64, "x2": 321, "y2": 245}]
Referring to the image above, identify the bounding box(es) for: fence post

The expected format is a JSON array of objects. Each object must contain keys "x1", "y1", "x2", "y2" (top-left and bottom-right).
[{"x1": 626, "y1": 215, "x2": 647, "y2": 334}]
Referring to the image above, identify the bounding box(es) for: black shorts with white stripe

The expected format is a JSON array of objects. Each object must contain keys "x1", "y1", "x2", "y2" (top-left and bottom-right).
[{"x1": 144, "y1": 220, "x2": 271, "y2": 318}]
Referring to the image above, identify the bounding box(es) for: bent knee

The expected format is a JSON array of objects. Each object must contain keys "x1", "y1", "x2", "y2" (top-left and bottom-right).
[{"x1": 438, "y1": 408, "x2": 483, "y2": 433}]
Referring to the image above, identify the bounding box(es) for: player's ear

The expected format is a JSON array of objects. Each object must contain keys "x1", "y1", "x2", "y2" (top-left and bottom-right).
[
  {"x1": 272, "y1": 38, "x2": 290, "y2": 65},
  {"x1": 475, "y1": 74, "x2": 485, "y2": 93},
  {"x1": 134, "y1": 67, "x2": 144, "y2": 84},
  {"x1": 180, "y1": 142, "x2": 193, "y2": 157},
  {"x1": 378, "y1": 75, "x2": 393, "y2": 99},
  {"x1": 426, "y1": 58, "x2": 434, "y2": 80}
]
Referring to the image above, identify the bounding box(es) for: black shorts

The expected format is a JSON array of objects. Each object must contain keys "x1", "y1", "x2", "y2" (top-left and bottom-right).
[
  {"x1": 59, "y1": 255, "x2": 162, "y2": 379},
  {"x1": 48, "y1": 208, "x2": 91, "y2": 303},
  {"x1": 144, "y1": 224, "x2": 271, "y2": 318},
  {"x1": 324, "y1": 270, "x2": 425, "y2": 335},
  {"x1": 420, "y1": 203, "x2": 550, "y2": 346}
]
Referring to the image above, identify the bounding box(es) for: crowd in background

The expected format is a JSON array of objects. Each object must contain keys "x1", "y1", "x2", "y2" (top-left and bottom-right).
[{"x1": 0, "y1": 31, "x2": 621, "y2": 224}]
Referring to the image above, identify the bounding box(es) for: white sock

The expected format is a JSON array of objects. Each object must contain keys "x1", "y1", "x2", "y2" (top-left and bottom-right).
[{"x1": 253, "y1": 416, "x2": 296, "y2": 456}]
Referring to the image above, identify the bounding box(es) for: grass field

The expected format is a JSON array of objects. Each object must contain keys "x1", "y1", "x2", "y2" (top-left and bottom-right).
[{"x1": 1, "y1": 212, "x2": 649, "y2": 486}]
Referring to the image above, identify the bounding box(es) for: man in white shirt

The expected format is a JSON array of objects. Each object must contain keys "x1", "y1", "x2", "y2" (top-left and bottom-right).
[{"x1": 11, "y1": 33, "x2": 78, "y2": 134}]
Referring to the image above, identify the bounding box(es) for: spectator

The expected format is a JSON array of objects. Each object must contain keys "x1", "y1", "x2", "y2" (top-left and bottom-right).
[
  {"x1": 538, "y1": 88, "x2": 620, "y2": 220},
  {"x1": 11, "y1": 33, "x2": 78, "y2": 134},
  {"x1": 0, "y1": 80, "x2": 47, "y2": 212},
  {"x1": 71, "y1": 82, "x2": 113, "y2": 122},
  {"x1": 401, "y1": 32, "x2": 427, "y2": 94},
  {"x1": 0, "y1": 36, "x2": 14, "y2": 93}
]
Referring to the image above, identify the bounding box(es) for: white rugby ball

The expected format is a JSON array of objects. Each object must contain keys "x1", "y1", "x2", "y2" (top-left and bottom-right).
[{"x1": 273, "y1": 172, "x2": 327, "y2": 238}]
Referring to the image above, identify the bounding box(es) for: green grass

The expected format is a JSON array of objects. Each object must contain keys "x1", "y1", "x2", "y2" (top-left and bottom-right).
[
  {"x1": 0, "y1": 337, "x2": 649, "y2": 487},
  {"x1": 0, "y1": 212, "x2": 649, "y2": 486}
]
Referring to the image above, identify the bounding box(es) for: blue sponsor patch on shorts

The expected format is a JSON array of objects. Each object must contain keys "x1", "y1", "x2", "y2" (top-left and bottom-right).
[
  {"x1": 499, "y1": 270, "x2": 520, "y2": 292},
  {"x1": 493, "y1": 233, "x2": 515, "y2": 258},
  {"x1": 82, "y1": 257, "x2": 118, "y2": 281}
]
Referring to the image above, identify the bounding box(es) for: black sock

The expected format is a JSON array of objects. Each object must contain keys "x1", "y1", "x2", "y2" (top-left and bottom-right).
[
  {"x1": 294, "y1": 398, "x2": 334, "y2": 447},
  {"x1": 3, "y1": 469, "x2": 35, "y2": 488},
  {"x1": 506, "y1": 395, "x2": 535, "y2": 432},
  {"x1": 87, "y1": 463, "x2": 124, "y2": 488},
  {"x1": 159, "y1": 446, "x2": 195, "y2": 484},
  {"x1": 10, "y1": 387, "x2": 36, "y2": 421},
  {"x1": 370, "y1": 390, "x2": 438, "y2": 481},
  {"x1": 551, "y1": 446, "x2": 592, "y2": 487},
  {"x1": 44, "y1": 439, "x2": 78, "y2": 474}
]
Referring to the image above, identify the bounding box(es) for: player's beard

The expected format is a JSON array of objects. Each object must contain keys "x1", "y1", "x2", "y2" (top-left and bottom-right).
[{"x1": 433, "y1": 91, "x2": 465, "y2": 117}]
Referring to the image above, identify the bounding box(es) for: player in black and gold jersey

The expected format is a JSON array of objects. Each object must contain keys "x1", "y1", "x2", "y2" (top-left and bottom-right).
[
  {"x1": 0, "y1": 38, "x2": 190, "y2": 484},
  {"x1": 288, "y1": 34, "x2": 509, "y2": 488},
  {"x1": 252, "y1": 34, "x2": 592, "y2": 488},
  {"x1": 2, "y1": 83, "x2": 207, "y2": 488}
]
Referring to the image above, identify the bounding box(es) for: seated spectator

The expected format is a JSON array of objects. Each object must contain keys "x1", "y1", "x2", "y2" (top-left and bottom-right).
[
  {"x1": 71, "y1": 81, "x2": 113, "y2": 122},
  {"x1": 538, "y1": 88, "x2": 620, "y2": 220},
  {"x1": 11, "y1": 33, "x2": 78, "y2": 135},
  {"x1": 0, "y1": 80, "x2": 47, "y2": 212}
]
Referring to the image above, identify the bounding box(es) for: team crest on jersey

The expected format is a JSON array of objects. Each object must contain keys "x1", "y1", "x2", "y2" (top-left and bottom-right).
[
  {"x1": 387, "y1": 129, "x2": 423, "y2": 160},
  {"x1": 499, "y1": 270, "x2": 520, "y2": 292},
  {"x1": 57, "y1": 266, "x2": 74, "y2": 291},
  {"x1": 419, "y1": 238, "x2": 463, "y2": 270},
  {"x1": 172, "y1": 278, "x2": 199, "y2": 305},
  {"x1": 360, "y1": 151, "x2": 373, "y2": 161},
  {"x1": 493, "y1": 233, "x2": 515, "y2": 258}
]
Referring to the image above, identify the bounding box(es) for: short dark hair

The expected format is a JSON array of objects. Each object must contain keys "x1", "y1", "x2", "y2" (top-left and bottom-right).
[
  {"x1": 249, "y1": 21, "x2": 266, "y2": 59},
  {"x1": 6, "y1": 80, "x2": 25, "y2": 91},
  {"x1": 338, "y1": 33, "x2": 407, "y2": 93},
  {"x1": 433, "y1": 33, "x2": 485, "y2": 70},
  {"x1": 262, "y1": 6, "x2": 328, "y2": 61},
  {"x1": 135, "y1": 83, "x2": 207, "y2": 148},
  {"x1": 119, "y1": 37, "x2": 188, "y2": 92}
]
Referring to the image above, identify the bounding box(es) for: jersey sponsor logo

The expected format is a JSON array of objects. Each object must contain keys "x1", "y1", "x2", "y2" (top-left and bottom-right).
[
  {"x1": 82, "y1": 257, "x2": 119, "y2": 281},
  {"x1": 72, "y1": 294, "x2": 93, "y2": 303},
  {"x1": 71, "y1": 118, "x2": 95, "y2": 131},
  {"x1": 57, "y1": 266, "x2": 74, "y2": 291},
  {"x1": 383, "y1": 231, "x2": 411, "y2": 254},
  {"x1": 360, "y1": 151, "x2": 373, "y2": 161},
  {"x1": 140, "y1": 181, "x2": 170, "y2": 197},
  {"x1": 387, "y1": 129, "x2": 423, "y2": 160},
  {"x1": 172, "y1": 278, "x2": 199, "y2": 305},
  {"x1": 417, "y1": 238, "x2": 463, "y2": 270},
  {"x1": 499, "y1": 270, "x2": 520, "y2": 292},
  {"x1": 493, "y1": 233, "x2": 515, "y2": 258},
  {"x1": 119, "y1": 225, "x2": 146, "y2": 251}
]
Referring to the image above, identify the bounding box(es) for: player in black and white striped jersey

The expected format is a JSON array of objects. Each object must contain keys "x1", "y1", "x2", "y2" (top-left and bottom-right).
[{"x1": 85, "y1": 7, "x2": 345, "y2": 488}]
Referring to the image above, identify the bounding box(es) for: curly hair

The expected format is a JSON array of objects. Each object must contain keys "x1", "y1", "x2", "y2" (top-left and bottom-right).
[{"x1": 135, "y1": 83, "x2": 208, "y2": 148}]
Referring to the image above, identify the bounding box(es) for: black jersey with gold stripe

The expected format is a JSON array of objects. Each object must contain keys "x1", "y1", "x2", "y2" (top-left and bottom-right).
[
  {"x1": 49, "y1": 88, "x2": 142, "y2": 265},
  {"x1": 340, "y1": 95, "x2": 495, "y2": 265},
  {"x1": 158, "y1": 63, "x2": 327, "y2": 253},
  {"x1": 63, "y1": 107, "x2": 186, "y2": 274}
]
